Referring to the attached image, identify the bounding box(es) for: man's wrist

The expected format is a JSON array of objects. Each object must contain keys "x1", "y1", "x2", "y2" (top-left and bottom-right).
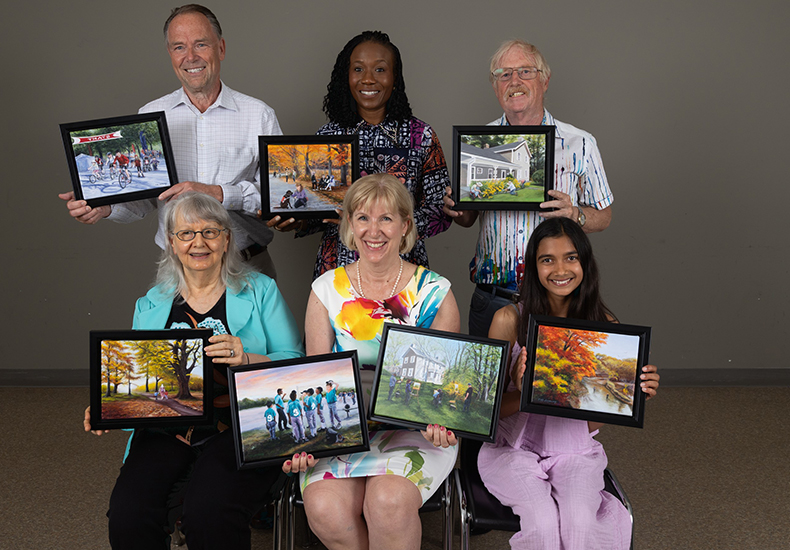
[{"x1": 576, "y1": 206, "x2": 587, "y2": 227}]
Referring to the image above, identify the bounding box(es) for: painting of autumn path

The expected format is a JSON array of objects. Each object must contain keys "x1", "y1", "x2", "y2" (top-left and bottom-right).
[
  {"x1": 99, "y1": 338, "x2": 205, "y2": 420},
  {"x1": 532, "y1": 326, "x2": 640, "y2": 417}
]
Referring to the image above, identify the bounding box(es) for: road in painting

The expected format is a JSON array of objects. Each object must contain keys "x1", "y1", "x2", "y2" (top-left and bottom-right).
[
  {"x1": 266, "y1": 142, "x2": 353, "y2": 215},
  {"x1": 531, "y1": 326, "x2": 640, "y2": 416},
  {"x1": 458, "y1": 132, "x2": 546, "y2": 203},
  {"x1": 373, "y1": 331, "x2": 503, "y2": 436},
  {"x1": 233, "y1": 357, "x2": 363, "y2": 464},
  {"x1": 99, "y1": 338, "x2": 205, "y2": 420}
]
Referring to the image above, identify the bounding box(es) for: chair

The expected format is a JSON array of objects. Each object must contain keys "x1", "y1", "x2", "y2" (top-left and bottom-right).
[
  {"x1": 455, "y1": 439, "x2": 634, "y2": 550},
  {"x1": 283, "y1": 472, "x2": 454, "y2": 550}
]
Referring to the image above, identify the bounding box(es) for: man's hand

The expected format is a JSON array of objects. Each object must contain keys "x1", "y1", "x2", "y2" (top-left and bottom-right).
[
  {"x1": 58, "y1": 192, "x2": 111, "y2": 224},
  {"x1": 159, "y1": 181, "x2": 223, "y2": 203},
  {"x1": 442, "y1": 186, "x2": 478, "y2": 227},
  {"x1": 539, "y1": 189, "x2": 576, "y2": 221}
]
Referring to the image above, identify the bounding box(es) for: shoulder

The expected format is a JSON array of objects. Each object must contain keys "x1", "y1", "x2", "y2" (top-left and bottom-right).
[
  {"x1": 222, "y1": 84, "x2": 277, "y2": 116},
  {"x1": 316, "y1": 122, "x2": 345, "y2": 135},
  {"x1": 414, "y1": 266, "x2": 451, "y2": 291},
  {"x1": 138, "y1": 89, "x2": 182, "y2": 113},
  {"x1": 548, "y1": 111, "x2": 599, "y2": 145},
  {"x1": 489, "y1": 304, "x2": 519, "y2": 342}
]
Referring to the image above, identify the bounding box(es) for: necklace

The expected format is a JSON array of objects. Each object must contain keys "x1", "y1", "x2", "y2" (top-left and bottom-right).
[{"x1": 356, "y1": 257, "x2": 403, "y2": 300}]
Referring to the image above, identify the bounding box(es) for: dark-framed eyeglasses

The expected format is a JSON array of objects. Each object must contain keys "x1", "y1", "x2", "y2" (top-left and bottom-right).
[
  {"x1": 491, "y1": 67, "x2": 542, "y2": 82},
  {"x1": 172, "y1": 228, "x2": 228, "y2": 241}
]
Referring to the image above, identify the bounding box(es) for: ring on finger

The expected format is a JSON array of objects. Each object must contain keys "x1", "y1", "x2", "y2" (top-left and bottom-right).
[{"x1": 230, "y1": 349, "x2": 235, "y2": 357}]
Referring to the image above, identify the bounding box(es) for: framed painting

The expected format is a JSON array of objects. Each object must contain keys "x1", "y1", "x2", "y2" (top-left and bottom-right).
[
  {"x1": 60, "y1": 112, "x2": 179, "y2": 207},
  {"x1": 520, "y1": 315, "x2": 651, "y2": 428},
  {"x1": 259, "y1": 134, "x2": 359, "y2": 220},
  {"x1": 228, "y1": 351, "x2": 369, "y2": 470},
  {"x1": 369, "y1": 324, "x2": 509, "y2": 443},
  {"x1": 89, "y1": 329, "x2": 213, "y2": 430},
  {"x1": 451, "y1": 125, "x2": 555, "y2": 211}
]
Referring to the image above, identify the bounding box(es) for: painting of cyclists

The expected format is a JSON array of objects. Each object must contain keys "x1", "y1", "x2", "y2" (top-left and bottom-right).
[
  {"x1": 259, "y1": 134, "x2": 359, "y2": 220},
  {"x1": 369, "y1": 325, "x2": 509, "y2": 443},
  {"x1": 60, "y1": 111, "x2": 179, "y2": 207},
  {"x1": 89, "y1": 329, "x2": 213, "y2": 430},
  {"x1": 227, "y1": 351, "x2": 369, "y2": 469},
  {"x1": 451, "y1": 125, "x2": 555, "y2": 211},
  {"x1": 520, "y1": 315, "x2": 651, "y2": 428}
]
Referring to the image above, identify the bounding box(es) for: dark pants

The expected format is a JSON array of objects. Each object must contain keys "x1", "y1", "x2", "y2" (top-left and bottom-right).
[
  {"x1": 468, "y1": 285, "x2": 517, "y2": 337},
  {"x1": 276, "y1": 407, "x2": 288, "y2": 430},
  {"x1": 107, "y1": 429, "x2": 280, "y2": 550}
]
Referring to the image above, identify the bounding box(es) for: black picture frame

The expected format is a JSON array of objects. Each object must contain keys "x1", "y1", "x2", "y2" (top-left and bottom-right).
[
  {"x1": 369, "y1": 324, "x2": 510, "y2": 443},
  {"x1": 259, "y1": 134, "x2": 360, "y2": 220},
  {"x1": 452, "y1": 125, "x2": 555, "y2": 211},
  {"x1": 520, "y1": 315, "x2": 651, "y2": 428},
  {"x1": 60, "y1": 112, "x2": 179, "y2": 208},
  {"x1": 89, "y1": 329, "x2": 213, "y2": 430},
  {"x1": 228, "y1": 351, "x2": 370, "y2": 470}
]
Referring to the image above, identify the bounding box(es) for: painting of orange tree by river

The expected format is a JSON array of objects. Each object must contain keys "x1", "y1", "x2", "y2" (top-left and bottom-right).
[
  {"x1": 99, "y1": 338, "x2": 205, "y2": 420},
  {"x1": 532, "y1": 326, "x2": 640, "y2": 417}
]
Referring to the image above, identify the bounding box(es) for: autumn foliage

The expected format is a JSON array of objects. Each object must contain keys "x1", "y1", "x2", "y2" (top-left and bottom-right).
[
  {"x1": 532, "y1": 326, "x2": 609, "y2": 406},
  {"x1": 269, "y1": 143, "x2": 351, "y2": 182}
]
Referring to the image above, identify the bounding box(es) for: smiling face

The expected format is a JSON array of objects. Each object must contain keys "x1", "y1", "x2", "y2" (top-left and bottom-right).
[
  {"x1": 348, "y1": 41, "x2": 395, "y2": 125},
  {"x1": 166, "y1": 12, "x2": 225, "y2": 102},
  {"x1": 169, "y1": 214, "x2": 229, "y2": 277},
  {"x1": 536, "y1": 234, "x2": 584, "y2": 309},
  {"x1": 348, "y1": 198, "x2": 408, "y2": 265},
  {"x1": 493, "y1": 45, "x2": 549, "y2": 125}
]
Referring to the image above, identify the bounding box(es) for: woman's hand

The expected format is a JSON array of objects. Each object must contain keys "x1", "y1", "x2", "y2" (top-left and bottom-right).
[
  {"x1": 510, "y1": 347, "x2": 528, "y2": 392},
  {"x1": 264, "y1": 215, "x2": 307, "y2": 233},
  {"x1": 83, "y1": 406, "x2": 109, "y2": 436},
  {"x1": 206, "y1": 334, "x2": 245, "y2": 367},
  {"x1": 641, "y1": 364, "x2": 660, "y2": 399},
  {"x1": 282, "y1": 452, "x2": 317, "y2": 474},
  {"x1": 421, "y1": 424, "x2": 458, "y2": 447}
]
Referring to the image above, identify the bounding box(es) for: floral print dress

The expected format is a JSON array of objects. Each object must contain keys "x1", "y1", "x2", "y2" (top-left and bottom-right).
[{"x1": 300, "y1": 265, "x2": 458, "y2": 502}]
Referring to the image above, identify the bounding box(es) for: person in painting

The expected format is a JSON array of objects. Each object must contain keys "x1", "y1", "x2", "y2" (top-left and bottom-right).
[
  {"x1": 304, "y1": 388, "x2": 318, "y2": 438},
  {"x1": 479, "y1": 217, "x2": 659, "y2": 550},
  {"x1": 60, "y1": 4, "x2": 281, "y2": 279},
  {"x1": 293, "y1": 183, "x2": 308, "y2": 208},
  {"x1": 324, "y1": 380, "x2": 342, "y2": 429},
  {"x1": 264, "y1": 401, "x2": 278, "y2": 441},
  {"x1": 282, "y1": 173, "x2": 459, "y2": 550},
  {"x1": 275, "y1": 387, "x2": 289, "y2": 432},
  {"x1": 267, "y1": 30, "x2": 452, "y2": 280},
  {"x1": 463, "y1": 383, "x2": 473, "y2": 412},
  {"x1": 443, "y1": 39, "x2": 614, "y2": 338},
  {"x1": 287, "y1": 390, "x2": 306, "y2": 444},
  {"x1": 83, "y1": 192, "x2": 303, "y2": 550},
  {"x1": 404, "y1": 379, "x2": 413, "y2": 405}
]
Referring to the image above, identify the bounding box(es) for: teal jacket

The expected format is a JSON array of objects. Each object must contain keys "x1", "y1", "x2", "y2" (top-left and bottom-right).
[{"x1": 123, "y1": 272, "x2": 305, "y2": 458}]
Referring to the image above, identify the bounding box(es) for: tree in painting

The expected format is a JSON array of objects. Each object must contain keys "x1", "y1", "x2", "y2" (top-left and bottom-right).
[
  {"x1": 533, "y1": 326, "x2": 608, "y2": 406},
  {"x1": 101, "y1": 340, "x2": 133, "y2": 397}
]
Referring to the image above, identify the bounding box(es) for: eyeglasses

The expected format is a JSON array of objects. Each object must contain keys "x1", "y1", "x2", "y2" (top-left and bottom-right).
[
  {"x1": 172, "y1": 228, "x2": 227, "y2": 241},
  {"x1": 491, "y1": 67, "x2": 542, "y2": 82}
]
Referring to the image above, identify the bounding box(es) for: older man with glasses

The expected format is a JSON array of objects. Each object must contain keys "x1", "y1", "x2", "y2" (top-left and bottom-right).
[{"x1": 444, "y1": 39, "x2": 614, "y2": 337}]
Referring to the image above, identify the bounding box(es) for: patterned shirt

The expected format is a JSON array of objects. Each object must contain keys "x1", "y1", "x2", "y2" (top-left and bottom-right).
[
  {"x1": 108, "y1": 82, "x2": 282, "y2": 250},
  {"x1": 470, "y1": 110, "x2": 613, "y2": 289},
  {"x1": 311, "y1": 117, "x2": 452, "y2": 279}
]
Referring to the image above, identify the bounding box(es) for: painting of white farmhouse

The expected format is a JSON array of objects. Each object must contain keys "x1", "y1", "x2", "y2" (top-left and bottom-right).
[
  {"x1": 371, "y1": 324, "x2": 508, "y2": 441},
  {"x1": 452, "y1": 125, "x2": 555, "y2": 210}
]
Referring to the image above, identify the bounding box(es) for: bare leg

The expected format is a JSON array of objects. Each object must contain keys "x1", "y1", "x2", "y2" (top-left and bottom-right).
[
  {"x1": 363, "y1": 475, "x2": 423, "y2": 550},
  {"x1": 303, "y1": 478, "x2": 368, "y2": 550}
]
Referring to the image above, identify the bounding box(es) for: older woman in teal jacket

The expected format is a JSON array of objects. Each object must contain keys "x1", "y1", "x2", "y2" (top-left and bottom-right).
[{"x1": 85, "y1": 192, "x2": 303, "y2": 550}]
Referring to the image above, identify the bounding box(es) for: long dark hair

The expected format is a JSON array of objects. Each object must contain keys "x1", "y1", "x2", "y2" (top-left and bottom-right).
[
  {"x1": 516, "y1": 217, "x2": 615, "y2": 346},
  {"x1": 322, "y1": 30, "x2": 412, "y2": 128}
]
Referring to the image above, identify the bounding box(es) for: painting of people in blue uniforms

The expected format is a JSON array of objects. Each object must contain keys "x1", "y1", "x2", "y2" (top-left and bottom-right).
[{"x1": 227, "y1": 352, "x2": 369, "y2": 469}]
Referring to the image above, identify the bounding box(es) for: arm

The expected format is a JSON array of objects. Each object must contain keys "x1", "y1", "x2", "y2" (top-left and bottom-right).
[
  {"x1": 539, "y1": 190, "x2": 612, "y2": 233},
  {"x1": 429, "y1": 289, "x2": 461, "y2": 333},
  {"x1": 488, "y1": 305, "x2": 523, "y2": 419},
  {"x1": 412, "y1": 125, "x2": 452, "y2": 239},
  {"x1": 305, "y1": 290, "x2": 335, "y2": 355},
  {"x1": 255, "y1": 276, "x2": 304, "y2": 361},
  {"x1": 441, "y1": 186, "x2": 479, "y2": 227}
]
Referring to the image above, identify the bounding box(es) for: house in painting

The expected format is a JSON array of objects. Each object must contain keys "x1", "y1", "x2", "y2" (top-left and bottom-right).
[
  {"x1": 392, "y1": 344, "x2": 448, "y2": 385},
  {"x1": 459, "y1": 139, "x2": 532, "y2": 190}
]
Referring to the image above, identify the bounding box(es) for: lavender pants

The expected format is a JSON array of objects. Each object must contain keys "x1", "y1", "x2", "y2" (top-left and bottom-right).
[{"x1": 478, "y1": 440, "x2": 630, "y2": 550}]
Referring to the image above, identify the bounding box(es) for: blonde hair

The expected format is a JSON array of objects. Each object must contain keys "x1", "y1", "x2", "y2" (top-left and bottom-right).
[
  {"x1": 338, "y1": 173, "x2": 417, "y2": 254},
  {"x1": 489, "y1": 39, "x2": 551, "y2": 84}
]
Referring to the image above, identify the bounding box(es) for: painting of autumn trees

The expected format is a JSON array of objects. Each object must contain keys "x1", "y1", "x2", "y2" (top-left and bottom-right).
[
  {"x1": 531, "y1": 326, "x2": 639, "y2": 415},
  {"x1": 98, "y1": 337, "x2": 205, "y2": 420},
  {"x1": 268, "y1": 143, "x2": 352, "y2": 185}
]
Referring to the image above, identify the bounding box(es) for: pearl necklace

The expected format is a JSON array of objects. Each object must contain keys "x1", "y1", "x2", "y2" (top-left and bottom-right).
[{"x1": 356, "y1": 257, "x2": 403, "y2": 300}]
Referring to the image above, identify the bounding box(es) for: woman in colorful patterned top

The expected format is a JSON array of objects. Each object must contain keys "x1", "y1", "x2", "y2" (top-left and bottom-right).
[
  {"x1": 284, "y1": 174, "x2": 460, "y2": 550},
  {"x1": 268, "y1": 30, "x2": 452, "y2": 280}
]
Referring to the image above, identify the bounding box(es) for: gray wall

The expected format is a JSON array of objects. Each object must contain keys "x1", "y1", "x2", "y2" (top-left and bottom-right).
[{"x1": 4, "y1": 0, "x2": 788, "y2": 381}]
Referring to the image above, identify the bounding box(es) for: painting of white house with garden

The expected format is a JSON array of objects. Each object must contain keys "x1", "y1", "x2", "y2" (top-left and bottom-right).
[{"x1": 457, "y1": 132, "x2": 547, "y2": 203}]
